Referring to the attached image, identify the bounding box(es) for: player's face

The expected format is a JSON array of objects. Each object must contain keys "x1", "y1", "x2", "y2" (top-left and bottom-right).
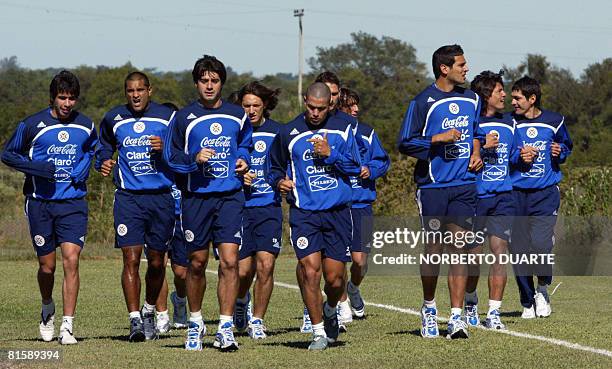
[
  {"x1": 487, "y1": 82, "x2": 506, "y2": 113},
  {"x1": 242, "y1": 94, "x2": 265, "y2": 125},
  {"x1": 125, "y1": 79, "x2": 152, "y2": 113},
  {"x1": 51, "y1": 92, "x2": 77, "y2": 120},
  {"x1": 304, "y1": 95, "x2": 330, "y2": 125},
  {"x1": 446, "y1": 55, "x2": 469, "y2": 85},
  {"x1": 324, "y1": 82, "x2": 340, "y2": 109},
  {"x1": 195, "y1": 71, "x2": 223, "y2": 104},
  {"x1": 511, "y1": 90, "x2": 534, "y2": 115},
  {"x1": 341, "y1": 103, "x2": 359, "y2": 118}
]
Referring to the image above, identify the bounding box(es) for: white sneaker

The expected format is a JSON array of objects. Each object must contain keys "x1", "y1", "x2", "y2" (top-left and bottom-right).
[
  {"x1": 185, "y1": 320, "x2": 206, "y2": 351},
  {"x1": 58, "y1": 327, "x2": 77, "y2": 345},
  {"x1": 247, "y1": 319, "x2": 267, "y2": 340},
  {"x1": 484, "y1": 310, "x2": 506, "y2": 330},
  {"x1": 347, "y1": 282, "x2": 365, "y2": 318},
  {"x1": 39, "y1": 313, "x2": 55, "y2": 342},
  {"x1": 213, "y1": 321, "x2": 239, "y2": 351},
  {"x1": 156, "y1": 311, "x2": 170, "y2": 334},
  {"x1": 534, "y1": 292, "x2": 551, "y2": 317},
  {"x1": 300, "y1": 306, "x2": 312, "y2": 333},
  {"x1": 521, "y1": 306, "x2": 536, "y2": 319},
  {"x1": 337, "y1": 299, "x2": 353, "y2": 325}
]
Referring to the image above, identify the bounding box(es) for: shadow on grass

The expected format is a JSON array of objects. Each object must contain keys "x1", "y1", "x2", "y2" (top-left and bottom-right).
[
  {"x1": 500, "y1": 311, "x2": 522, "y2": 318},
  {"x1": 263, "y1": 340, "x2": 347, "y2": 349}
]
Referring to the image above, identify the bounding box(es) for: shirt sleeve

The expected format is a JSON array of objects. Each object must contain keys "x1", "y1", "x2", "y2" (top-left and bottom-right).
[
  {"x1": 163, "y1": 114, "x2": 199, "y2": 173},
  {"x1": 323, "y1": 126, "x2": 362, "y2": 176},
  {"x1": 266, "y1": 128, "x2": 289, "y2": 189},
  {"x1": 94, "y1": 114, "x2": 116, "y2": 171},
  {"x1": 71, "y1": 122, "x2": 99, "y2": 184},
  {"x1": 554, "y1": 117, "x2": 572, "y2": 164},
  {"x1": 397, "y1": 100, "x2": 432, "y2": 160},
  {"x1": 365, "y1": 129, "x2": 390, "y2": 180},
  {"x1": 236, "y1": 113, "x2": 253, "y2": 165},
  {"x1": 1, "y1": 122, "x2": 55, "y2": 179}
]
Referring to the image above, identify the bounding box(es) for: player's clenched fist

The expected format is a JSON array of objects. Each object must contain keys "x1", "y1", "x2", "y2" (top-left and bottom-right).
[
  {"x1": 468, "y1": 153, "x2": 483, "y2": 172},
  {"x1": 483, "y1": 132, "x2": 499, "y2": 149},
  {"x1": 520, "y1": 146, "x2": 538, "y2": 164},
  {"x1": 277, "y1": 178, "x2": 294, "y2": 195},
  {"x1": 195, "y1": 148, "x2": 216, "y2": 164},
  {"x1": 100, "y1": 159, "x2": 116, "y2": 177},
  {"x1": 243, "y1": 171, "x2": 256, "y2": 186},
  {"x1": 235, "y1": 158, "x2": 249, "y2": 175},
  {"x1": 307, "y1": 132, "x2": 331, "y2": 157},
  {"x1": 551, "y1": 142, "x2": 562, "y2": 157},
  {"x1": 432, "y1": 128, "x2": 461, "y2": 144},
  {"x1": 149, "y1": 135, "x2": 163, "y2": 151}
]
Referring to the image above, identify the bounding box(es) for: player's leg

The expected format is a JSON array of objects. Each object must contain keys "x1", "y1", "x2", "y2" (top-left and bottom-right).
[
  {"x1": 298, "y1": 252, "x2": 325, "y2": 346},
  {"x1": 37, "y1": 251, "x2": 57, "y2": 342},
  {"x1": 234, "y1": 254, "x2": 255, "y2": 332},
  {"x1": 58, "y1": 242, "x2": 81, "y2": 344},
  {"x1": 155, "y1": 254, "x2": 170, "y2": 333},
  {"x1": 168, "y1": 218, "x2": 189, "y2": 328},
  {"x1": 485, "y1": 234, "x2": 508, "y2": 329},
  {"x1": 250, "y1": 251, "x2": 276, "y2": 337},
  {"x1": 464, "y1": 244, "x2": 482, "y2": 327}
]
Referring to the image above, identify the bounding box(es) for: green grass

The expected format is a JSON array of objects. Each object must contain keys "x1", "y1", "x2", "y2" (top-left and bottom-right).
[{"x1": 0, "y1": 255, "x2": 611, "y2": 369}]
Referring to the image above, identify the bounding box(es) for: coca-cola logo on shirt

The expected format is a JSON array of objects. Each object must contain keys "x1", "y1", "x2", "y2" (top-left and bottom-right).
[
  {"x1": 47, "y1": 144, "x2": 77, "y2": 155},
  {"x1": 200, "y1": 136, "x2": 231, "y2": 148},
  {"x1": 123, "y1": 135, "x2": 151, "y2": 147},
  {"x1": 441, "y1": 115, "x2": 470, "y2": 129}
]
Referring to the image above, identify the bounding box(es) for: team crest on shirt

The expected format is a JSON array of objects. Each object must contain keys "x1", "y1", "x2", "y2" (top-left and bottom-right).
[
  {"x1": 296, "y1": 237, "x2": 309, "y2": 249},
  {"x1": 184, "y1": 230, "x2": 194, "y2": 242},
  {"x1": 448, "y1": 103, "x2": 460, "y2": 114},
  {"x1": 57, "y1": 131, "x2": 69, "y2": 142},
  {"x1": 34, "y1": 235, "x2": 45, "y2": 247},
  {"x1": 133, "y1": 121, "x2": 146, "y2": 133},
  {"x1": 210, "y1": 122, "x2": 222, "y2": 135},
  {"x1": 254, "y1": 140, "x2": 267, "y2": 153},
  {"x1": 526, "y1": 127, "x2": 538, "y2": 138},
  {"x1": 117, "y1": 224, "x2": 128, "y2": 236},
  {"x1": 428, "y1": 218, "x2": 441, "y2": 231}
]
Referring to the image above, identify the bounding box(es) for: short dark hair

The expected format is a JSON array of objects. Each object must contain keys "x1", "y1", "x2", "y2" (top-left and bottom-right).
[
  {"x1": 162, "y1": 102, "x2": 179, "y2": 111},
  {"x1": 236, "y1": 81, "x2": 280, "y2": 118},
  {"x1": 471, "y1": 70, "x2": 504, "y2": 111},
  {"x1": 315, "y1": 71, "x2": 340, "y2": 87},
  {"x1": 124, "y1": 71, "x2": 150, "y2": 90},
  {"x1": 338, "y1": 87, "x2": 360, "y2": 110},
  {"x1": 512, "y1": 76, "x2": 541, "y2": 108},
  {"x1": 50, "y1": 70, "x2": 80, "y2": 100},
  {"x1": 432, "y1": 44, "x2": 464, "y2": 79},
  {"x1": 192, "y1": 55, "x2": 226, "y2": 85}
]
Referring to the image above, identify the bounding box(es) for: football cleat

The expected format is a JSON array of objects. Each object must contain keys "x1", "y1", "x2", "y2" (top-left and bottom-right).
[
  {"x1": 484, "y1": 310, "x2": 506, "y2": 330},
  {"x1": 128, "y1": 317, "x2": 145, "y2": 342},
  {"x1": 534, "y1": 292, "x2": 551, "y2": 318},
  {"x1": 213, "y1": 321, "x2": 239, "y2": 351},
  {"x1": 464, "y1": 303, "x2": 480, "y2": 327},
  {"x1": 420, "y1": 305, "x2": 439, "y2": 338},
  {"x1": 234, "y1": 292, "x2": 250, "y2": 332},
  {"x1": 300, "y1": 306, "x2": 312, "y2": 333},
  {"x1": 447, "y1": 314, "x2": 469, "y2": 339},
  {"x1": 247, "y1": 319, "x2": 267, "y2": 340},
  {"x1": 184, "y1": 320, "x2": 206, "y2": 351}
]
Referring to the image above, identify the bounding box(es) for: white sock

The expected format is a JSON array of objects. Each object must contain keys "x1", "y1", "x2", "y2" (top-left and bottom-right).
[
  {"x1": 312, "y1": 322, "x2": 326, "y2": 337},
  {"x1": 488, "y1": 300, "x2": 502, "y2": 315},
  {"x1": 129, "y1": 311, "x2": 141, "y2": 320},
  {"x1": 451, "y1": 307, "x2": 462, "y2": 317},
  {"x1": 465, "y1": 290, "x2": 478, "y2": 305},
  {"x1": 156, "y1": 310, "x2": 169, "y2": 318},
  {"x1": 142, "y1": 303, "x2": 155, "y2": 314},
  {"x1": 323, "y1": 302, "x2": 336, "y2": 317},
  {"x1": 42, "y1": 300, "x2": 55, "y2": 320},
  {"x1": 219, "y1": 314, "x2": 232, "y2": 328},
  {"x1": 61, "y1": 316, "x2": 73, "y2": 332},
  {"x1": 424, "y1": 299, "x2": 436, "y2": 309},
  {"x1": 189, "y1": 311, "x2": 202, "y2": 323}
]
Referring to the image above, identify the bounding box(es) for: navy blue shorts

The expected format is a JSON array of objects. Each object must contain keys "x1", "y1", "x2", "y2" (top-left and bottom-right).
[
  {"x1": 289, "y1": 205, "x2": 352, "y2": 262},
  {"x1": 181, "y1": 190, "x2": 244, "y2": 254},
  {"x1": 169, "y1": 217, "x2": 189, "y2": 267},
  {"x1": 113, "y1": 190, "x2": 175, "y2": 252},
  {"x1": 239, "y1": 205, "x2": 282, "y2": 260},
  {"x1": 475, "y1": 192, "x2": 515, "y2": 241},
  {"x1": 25, "y1": 197, "x2": 88, "y2": 257},
  {"x1": 416, "y1": 183, "x2": 477, "y2": 232},
  {"x1": 351, "y1": 205, "x2": 373, "y2": 253}
]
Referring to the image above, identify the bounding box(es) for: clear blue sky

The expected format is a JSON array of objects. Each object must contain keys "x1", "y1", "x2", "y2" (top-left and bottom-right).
[{"x1": 1, "y1": 0, "x2": 610, "y2": 78}]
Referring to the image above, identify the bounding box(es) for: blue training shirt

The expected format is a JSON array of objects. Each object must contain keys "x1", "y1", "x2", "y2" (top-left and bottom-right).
[
  {"x1": 267, "y1": 112, "x2": 361, "y2": 211},
  {"x1": 95, "y1": 102, "x2": 175, "y2": 191},
  {"x1": 245, "y1": 118, "x2": 282, "y2": 208},
  {"x1": 1, "y1": 108, "x2": 98, "y2": 200},
  {"x1": 163, "y1": 100, "x2": 253, "y2": 194},
  {"x1": 350, "y1": 121, "x2": 390, "y2": 207},
  {"x1": 476, "y1": 112, "x2": 519, "y2": 198},
  {"x1": 397, "y1": 84, "x2": 483, "y2": 188},
  {"x1": 510, "y1": 109, "x2": 572, "y2": 190}
]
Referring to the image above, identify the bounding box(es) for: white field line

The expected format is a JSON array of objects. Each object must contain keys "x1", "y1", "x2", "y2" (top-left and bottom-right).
[{"x1": 142, "y1": 260, "x2": 612, "y2": 359}]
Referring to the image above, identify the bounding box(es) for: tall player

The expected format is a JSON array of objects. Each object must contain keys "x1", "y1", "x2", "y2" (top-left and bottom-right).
[
  {"x1": 337, "y1": 87, "x2": 390, "y2": 323},
  {"x1": 1, "y1": 71, "x2": 98, "y2": 344},
  {"x1": 398, "y1": 45, "x2": 493, "y2": 339},
  {"x1": 163, "y1": 55, "x2": 252, "y2": 351},
  {"x1": 231, "y1": 81, "x2": 282, "y2": 340},
  {"x1": 466, "y1": 71, "x2": 526, "y2": 330},
  {"x1": 509, "y1": 76, "x2": 572, "y2": 318},
  {"x1": 267, "y1": 82, "x2": 361, "y2": 350},
  {"x1": 95, "y1": 72, "x2": 176, "y2": 342}
]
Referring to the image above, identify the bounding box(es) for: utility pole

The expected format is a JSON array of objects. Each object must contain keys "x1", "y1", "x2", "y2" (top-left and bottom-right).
[{"x1": 294, "y1": 9, "x2": 304, "y2": 105}]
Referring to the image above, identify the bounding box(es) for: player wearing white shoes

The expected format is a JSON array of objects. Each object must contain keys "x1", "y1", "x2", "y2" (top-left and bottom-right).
[
  {"x1": 267, "y1": 82, "x2": 362, "y2": 350},
  {"x1": 231, "y1": 82, "x2": 283, "y2": 340},
  {"x1": 398, "y1": 45, "x2": 496, "y2": 339},
  {"x1": 466, "y1": 71, "x2": 524, "y2": 330},
  {"x1": 1, "y1": 71, "x2": 97, "y2": 344},
  {"x1": 337, "y1": 88, "x2": 390, "y2": 324},
  {"x1": 164, "y1": 55, "x2": 253, "y2": 351}
]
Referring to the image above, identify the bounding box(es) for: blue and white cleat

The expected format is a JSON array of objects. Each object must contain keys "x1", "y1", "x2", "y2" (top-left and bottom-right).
[
  {"x1": 213, "y1": 321, "x2": 239, "y2": 351},
  {"x1": 128, "y1": 317, "x2": 145, "y2": 342},
  {"x1": 420, "y1": 305, "x2": 439, "y2": 338},
  {"x1": 464, "y1": 303, "x2": 480, "y2": 327},
  {"x1": 323, "y1": 302, "x2": 339, "y2": 344},
  {"x1": 447, "y1": 314, "x2": 469, "y2": 339},
  {"x1": 300, "y1": 306, "x2": 312, "y2": 333},
  {"x1": 185, "y1": 321, "x2": 206, "y2": 351},
  {"x1": 347, "y1": 282, "x2": 366, "y2": 318},
  {"x1": 141, "y1": 307, "x2": 158, "y2": 340},
  {"x1": 484, "y1": 310, "x2": 506, "y2": 330},
  {"x1": 308, "y1": 334, "x2": 328, "y2": 351},
  {"x1": 171, "y1": 292, "x2": 188, "y2": 329},
  {"x1": 247, "y1": 319, "x2": 267, "y2": 340},
  {"x1": 234, "y1": 292, "x2": 250, "y2": 332}
]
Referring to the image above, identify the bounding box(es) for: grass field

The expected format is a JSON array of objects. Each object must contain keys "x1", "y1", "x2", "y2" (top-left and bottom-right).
[{"x1": 0, "y1": 253, "x2": 611, "y2": 369}]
